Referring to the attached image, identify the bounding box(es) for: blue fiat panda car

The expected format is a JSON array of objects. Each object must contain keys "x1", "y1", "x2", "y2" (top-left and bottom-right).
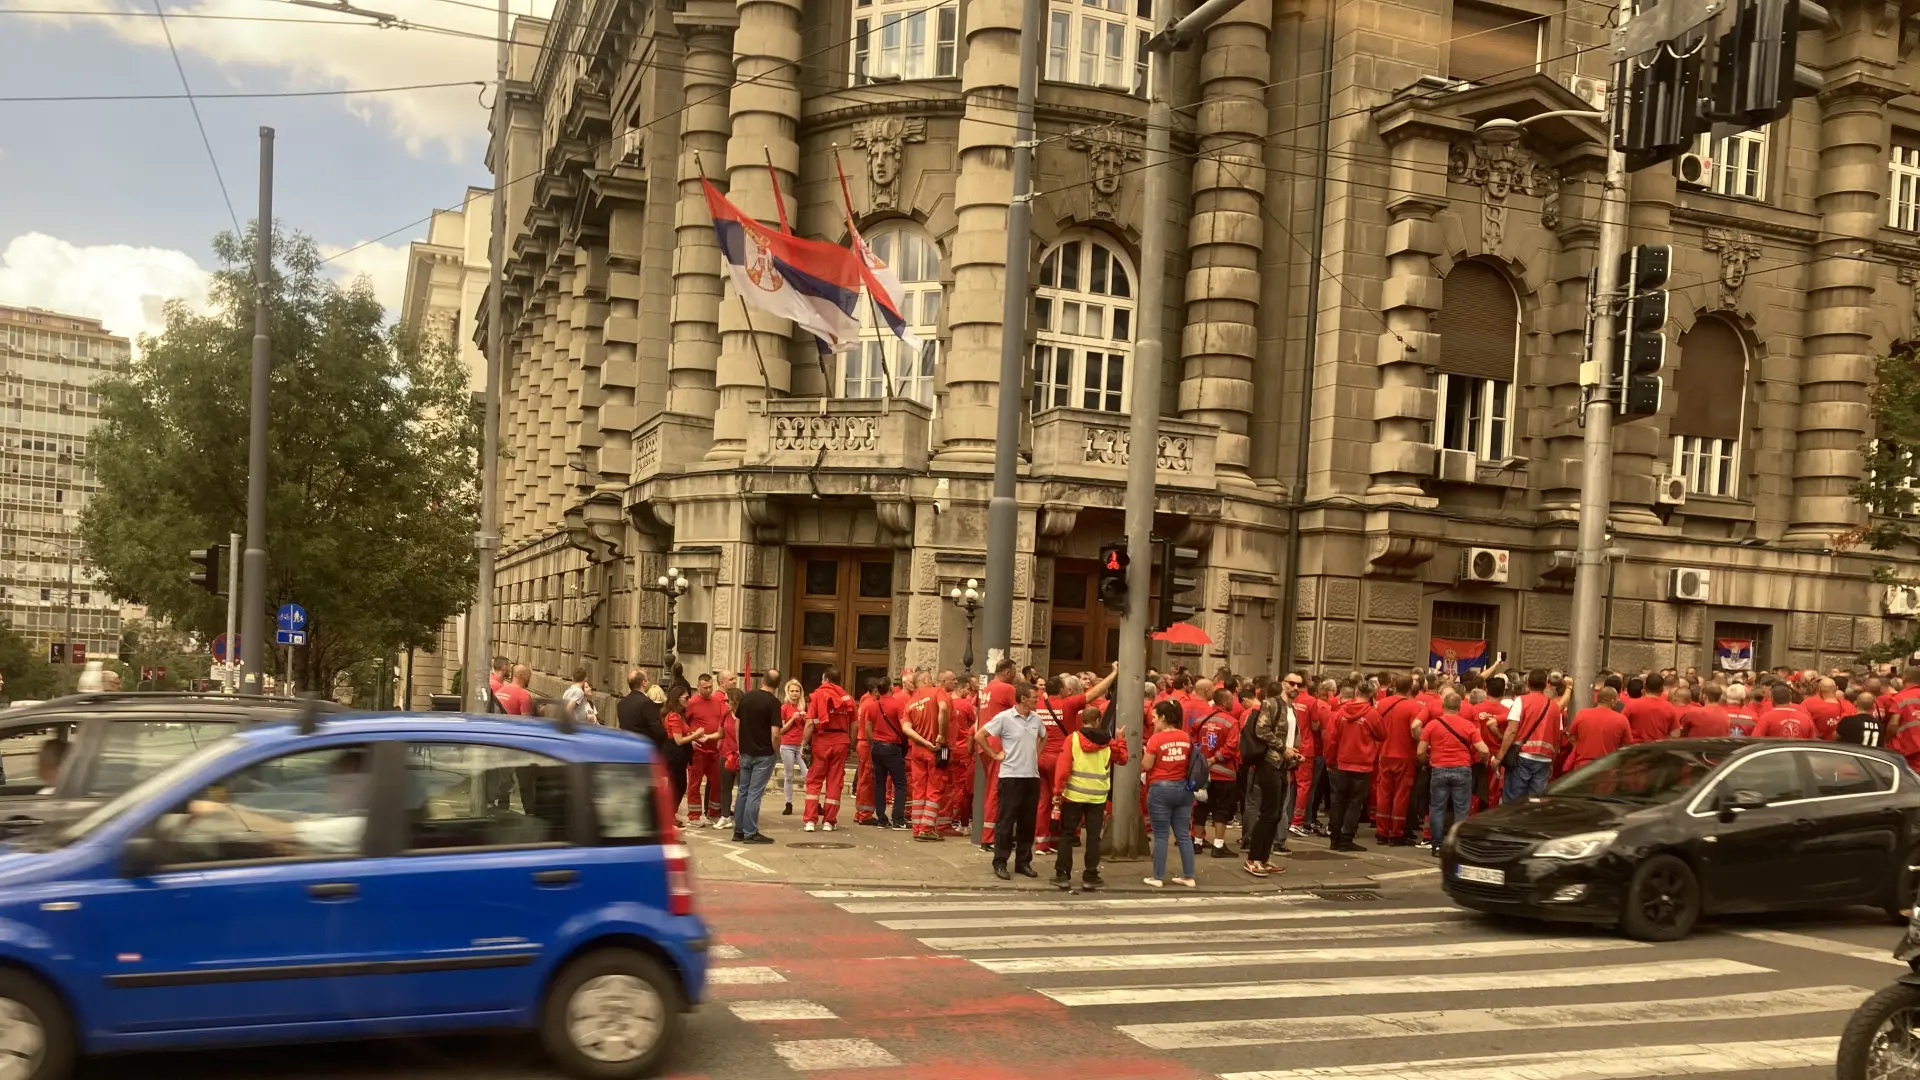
[{"x1": 0, "y1": 711, "x2": 707, "y2": 1080}]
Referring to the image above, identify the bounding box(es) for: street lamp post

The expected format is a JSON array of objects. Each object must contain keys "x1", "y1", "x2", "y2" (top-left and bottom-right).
[
  {"x1": 649, "y1": 566, "x2": 690, "y2": 683},
  {"x1": 948, "y1": 578, "x2": 982, "y2": 680}
]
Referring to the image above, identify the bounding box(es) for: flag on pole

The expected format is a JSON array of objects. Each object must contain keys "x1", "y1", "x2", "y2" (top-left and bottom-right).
[
  {"x1": 701, "y1": 177, "x2": 863, "y2": 351},
  {"x1": 834, "y1": 152, "x2": 923, "y2": 355}
]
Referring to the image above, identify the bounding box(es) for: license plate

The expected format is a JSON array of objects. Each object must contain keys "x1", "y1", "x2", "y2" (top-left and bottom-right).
[{"x1": 1456, "y1": 864, "x2": 1505, "y2": 885}]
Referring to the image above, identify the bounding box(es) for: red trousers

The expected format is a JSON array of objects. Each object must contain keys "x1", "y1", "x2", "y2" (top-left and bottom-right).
[
  {"x1": 938, "y1": 750, "x2": 973, "y2": 830},
  {"x1": 980, "y1": 753, "x2": 1003, "y2": 844},
  {"x1": 908, "y1": 746, "x2": 945, "y2": 834},
  {"x1": 1373, "y1": 758, "x2": 1414, "y2": 839},
  {"x1": 1291, "y1": 761, "x2": 1314, "y2": 825},
  {"x1": 686, "y1": 750, "x2": 722, "y2": 822},
  {"x1": 804, "y1": 739, "x2": 850, "y2": 825},
  {"x1": 1035, "y1": 752, "x2": 1059, "y2": 848},
  {"x1": 853, "y1": 740, "x2": 876, "y2": 823}
]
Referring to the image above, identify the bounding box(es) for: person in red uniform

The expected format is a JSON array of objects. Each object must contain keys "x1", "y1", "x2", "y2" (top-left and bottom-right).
[
  {"x1": 1496, "y1": 669, "x2": 1565, "y2": 801},
  {"x1": 1723, "y1": 683, "x2": 1759, "y2": 736},
  {"x1": 1803, "y1": 677, "x2": 1846, "y2": 740},
  {"x1": 903, "y1": 670, "x2": 951, "y2": 840},
  {"x1": 802, "y1": 668, "x2": 856, "y2": 830},
  {"x1": 1465, "y1": 681, "x2": 1510, "y2": 813},
  {"x1": 1287, "y1": 675, "x2": 1324, "y2": 832},
  {"x1": 662, "y1": 685, "x2": 699, "y2": 822},
  {"x1": 1372, "y1": 674, "x2": 1425, "y2": 846},
  {"x1": 853, "y1": 679, "x2": 886, "y2": 825},
  {"x1": 1565, "y1": 687, "x2": 1632, "y2": 773},
  {"x1": 1418, "y1": 691, "x2": 1489, "y2": 856},
  {"x1": 1327, "y1": 681, "x2": 1386, "y2": 852},
  {"x1": 1890, "y1": 667, "x2": 1920, "y2": 772},
  {"x1": 978, "y1": 659, "x2": 1019, "y2": 850},
  {"x1": 1190, "y1": 685, "x2": 1242, "y2": 859},
  {"x1": 683, "y1": 673, "x2": 730, "y2": 824},
  {"x1": 1674, "y1": 682, "x2": 1731, "y2": 738},
  {"x1": 939, "y1": 673, "x2": 978, "y2": 834},
  {"x1": 777, "y1": 679, "x2": 808, "y2": 816},
  {"x1": 1755, "y1": 682, "x2": 1817, "y2": 739},
  {"x1": 1034, "y1": 665, "x2": 1118, "y2": 855},
  {"x1": 1622, "y1": 675, "x2": 1678, "y2": 744}
]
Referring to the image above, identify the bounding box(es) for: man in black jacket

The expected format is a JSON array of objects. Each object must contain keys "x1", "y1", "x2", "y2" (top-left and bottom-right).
[{"x1": 618, "y1": 668, "x2": 667, "y2": 748}]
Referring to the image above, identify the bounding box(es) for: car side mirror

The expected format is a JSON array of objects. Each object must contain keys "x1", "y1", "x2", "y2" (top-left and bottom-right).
[
  {"x1": 120, "y1": 836, "x2": 161, "y2": 879},
  {"x1": 1716, "y1": 789, "x2": 1770, "y2": 821}
]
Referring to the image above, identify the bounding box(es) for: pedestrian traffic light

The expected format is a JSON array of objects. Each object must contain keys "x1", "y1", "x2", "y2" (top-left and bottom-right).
[
  {"x1": 1710, "y1": 0, "x2": 1828, "y2": 129},
  {"x1": 1613, "y1": 244, "x2": 1671, "y2": 418},
  {"x1": 188, "y1": 545, "x2": 225, "y2": 596},
  {"x1": 1154, "y1": 541, "x2": 1202, "y2": 631},
  {"x1": 1097, "y1": 543, "x2": 1130, "y2": 614}
]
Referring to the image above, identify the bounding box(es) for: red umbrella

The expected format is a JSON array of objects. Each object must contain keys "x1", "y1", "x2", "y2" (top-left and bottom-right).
[{"x1": 1152, "y1": 622, "x2": 1212, "y2": 646}]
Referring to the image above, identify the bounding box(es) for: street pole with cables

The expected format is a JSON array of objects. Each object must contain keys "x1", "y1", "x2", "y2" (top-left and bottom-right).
[
  {"x1": 239, "y1": 128, "x2": 273, "y2": 696},
  {"x1": 465, "y1": 0, "x2": 508, "y2": 712}
]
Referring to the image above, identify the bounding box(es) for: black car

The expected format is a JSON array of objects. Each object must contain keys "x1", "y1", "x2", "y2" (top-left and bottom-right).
[
  {"x1": 0, "y1": 692, "x2": 332, "y2": 838},
  {"x1": 1443, "y1": 738, "x2": 1920, "y2": 940}
]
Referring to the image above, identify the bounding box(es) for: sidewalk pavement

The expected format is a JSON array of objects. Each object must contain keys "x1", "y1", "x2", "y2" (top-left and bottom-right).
[{"x1": 682, "y1": 781, "x2": 1445, "y2": 894}]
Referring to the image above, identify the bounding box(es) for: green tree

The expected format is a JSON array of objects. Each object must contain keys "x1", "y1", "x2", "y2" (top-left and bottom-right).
[
  {"x1": 1852, "y1": 344, "x2": 1920, "y2": 665},
  {"x1": 117, "y1": 618, "x2": 207, "y2": 690},
  {"x1": 0, "y1": 622, "x2": 62, "y2": 701},
  {"x1": 78, "y1": 226, "x2": 480, "y2": 694}
]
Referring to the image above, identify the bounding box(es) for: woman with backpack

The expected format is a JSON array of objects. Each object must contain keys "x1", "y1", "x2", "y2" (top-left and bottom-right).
[{"x1": 1140, "y1": 700, "x2": 1199, "y2": 888}]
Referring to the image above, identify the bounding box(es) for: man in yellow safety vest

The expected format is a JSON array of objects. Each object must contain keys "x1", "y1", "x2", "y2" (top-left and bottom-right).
[{"x1": 1050, "y1": 705, "x2": 1117, "y2": 892}]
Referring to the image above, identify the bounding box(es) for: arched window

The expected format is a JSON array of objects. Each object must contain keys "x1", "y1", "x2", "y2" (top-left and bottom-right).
[
  {"x1": 842, "y1": 226, "x2": 940, "y2": 408},
  {"x1": 1670, "y1": 317, "x2": 1748, "y2": 497},
  {"x1": 1032, "y1": 233, "x2": 1135, "y2": 415},
  {"x1": 1430, "y1": 259, "x2": 1520, "y2": 462},
  {"x1": 852, "y1": 0, "x2": 958, "y2": 83},
  {"x1": 1046, "y1": 0, "x2": 1153, "y2": 96}
]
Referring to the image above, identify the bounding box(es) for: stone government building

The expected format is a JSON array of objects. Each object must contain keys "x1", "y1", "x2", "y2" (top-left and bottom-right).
[{"x1": 464, "y1": 0, "x2": 1920, "y2": 701}]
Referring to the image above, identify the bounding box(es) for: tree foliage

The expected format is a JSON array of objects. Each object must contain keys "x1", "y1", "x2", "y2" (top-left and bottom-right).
[
  {"x1": 78, "y1": 226, "x2": 480, "y2": 693},
  {"x1": 0, "y1": 622, "x2": 62, "y2": 702},
  {"x1": 1852, "y1": 343, "x2": 1920, "y2": 664}
]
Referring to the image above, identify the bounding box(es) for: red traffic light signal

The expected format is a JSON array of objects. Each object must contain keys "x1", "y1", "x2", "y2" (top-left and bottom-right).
[{"x1": 1097, "y1": 543, "x2": 1130, "y2": 613}]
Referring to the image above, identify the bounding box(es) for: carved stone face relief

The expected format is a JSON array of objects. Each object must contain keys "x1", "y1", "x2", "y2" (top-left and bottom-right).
[
  {"x1": 1070, "y1": 128, "x2": 1144, "y2": 220},
  {"x1": 1703, "y1": 227, "x2": 1762, "y2": 304},
  {"x1": 851, "y1": 116, "x2": 927, "y2": 212},
  {"x1": 1448, "y1": 139, "x2": 1559, "y2": 254}
]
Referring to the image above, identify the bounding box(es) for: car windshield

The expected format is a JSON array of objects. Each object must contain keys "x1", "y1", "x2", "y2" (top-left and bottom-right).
[
  {"x1": 1548, "y1": 745, "x2": 1735, "y2": 804},
  {"x1": 87, "y1": 719, "x2": 238, "y2": 796},
  {"x1": 48, "y1": 738, "x2": 242, "y2": 848}
]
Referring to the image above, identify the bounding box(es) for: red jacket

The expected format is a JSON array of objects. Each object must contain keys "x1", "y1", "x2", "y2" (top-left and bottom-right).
[
  {"x1": 1755, "y1": 706, "x2": 1816, "y2": 740},
  {"x1": 1377, "y1": 696, "x2": 1424, "y2": 762},
  {"x1": 1565, "y1": 707, "x2": 1631, "y2": 772},
  {"x1": 1622, "y1": 696, "x2": 1677, "y2": 744},
  {"x1": 1893, "y1": 686, "x2": 1920, "y2": 761},
  {"x1": 1039, "y1": 694, "x2": 1088, "y2": 757},
  {"x1": 1676, "y1": 705, "x2": 1730, "y2": 738},
  {"x1": 1049, "y1": 730, "x2": 1131, "y2": 792},
  {"x1": 1804, "y1": 696, "x2": 1846, "y2": 741},
  {"x1": 807, "y1": 682, "x2": 855, "y2": 745},
  {"x1": 1292, "y1": 695, "x2": 1324, "y2": 758},
  {"x1": 1331, "y1": 699, "x2": 1387, "y2": 772},
  {"x1": 1192, "y1": 711, "x2": 1240, "y2": 780}
]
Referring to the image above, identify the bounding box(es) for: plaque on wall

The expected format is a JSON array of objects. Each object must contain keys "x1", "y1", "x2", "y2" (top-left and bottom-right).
[{"x1": 677, "y1": 621, "x2": 709, "y2": 657}]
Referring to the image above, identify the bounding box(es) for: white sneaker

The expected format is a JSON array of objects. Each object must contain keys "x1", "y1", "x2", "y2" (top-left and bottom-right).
[
  {"x1": 715, "y1": 816, "x2": 735, "y2": 830},
  {"x1": 1172, "y1": 876, "x2": 1197, "y2": 888},
  {"x1": 822, "y1": 822, "x2": 835, "y2": 832},
  {"x1": 804, "y1": 821, "x2": 816, "y2": 832},
  {"x1": 1142, "y1": 877, "x2": 1164, "y2": 888}
]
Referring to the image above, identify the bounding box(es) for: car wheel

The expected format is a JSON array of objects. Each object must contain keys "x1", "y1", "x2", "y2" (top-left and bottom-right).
[
  {"x1": 540, "y1": 948, "x2": 682, "y2": 1080},
  {"x1": 0, "y1": 969, "x2": 73, "y2": 1080},
  {"x1": 1619, "y1": 853, "x2": 1700, "y2": 942},
  {"x1": 1838, "y1": 981, "x2": 1920, "y2": 1080}
]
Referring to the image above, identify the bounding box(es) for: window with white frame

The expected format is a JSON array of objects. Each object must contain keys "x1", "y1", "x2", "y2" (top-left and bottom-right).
[
  {"x1": 1428, "y1": 258, "x2": 1520, "y2": 464},
  {"x1": 843, "y1": 227, "x2": 941, "y2": 407},
  {"x1": 1046, "y1": 0, "x2": 1154, "y2": 96},
  {"x1": 1866, "y1": 438, "x2": 1920, "y2": 516},
  {"x1": 852, "y1": 0, "x2": 958, "y2": 83},
  {"x1": 1032, "y1": 234, "x2": 1135, "y2": 415},
  {"x1": 1436, "y1": 375, "x2": 1513, "y2": 461},
  {"x1": 1891, "y1": 145, "x2": 1920, "y2": 231},
  {"x1": 1674, "y1": 435, "x2": 1739, "y2": 497},
  {"x1": 1696, "y1": 128, "x2": 1768, "y2": 200},
  {"x1": 1668, "y1": 316, "x2": 1748, "y2": 498}
]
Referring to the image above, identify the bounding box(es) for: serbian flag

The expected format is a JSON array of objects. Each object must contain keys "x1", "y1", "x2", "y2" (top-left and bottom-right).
[
  {"x1": 835, "y1": 153, "x2": 922, "y2": 355},
  {"x1": 702, "y1": 178, "x2": 862, "y2": 350},
  {"x1": 1717, "y1": 638, "x2": 1754, "y2": 672},
  {"x1": 1429, "y1": 638, "x2": 1489, "y2": 678}
]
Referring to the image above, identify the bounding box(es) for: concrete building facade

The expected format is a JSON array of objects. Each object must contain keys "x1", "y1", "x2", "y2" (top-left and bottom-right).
[
  {"x1": 0, "y1": 305, "x2": 130, "y2": 665},
  {"x1": 479, "y1": 0, "x2": 1920, "y2": 700}
]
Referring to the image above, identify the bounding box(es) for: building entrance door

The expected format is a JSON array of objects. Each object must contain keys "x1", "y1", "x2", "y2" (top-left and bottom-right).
[
  {"x1": 1049, "y1": 558, "x2": 1122, "y2": 678},
  {"x1": 791, "y1": 549, "x2": 895, "y2": 696}
]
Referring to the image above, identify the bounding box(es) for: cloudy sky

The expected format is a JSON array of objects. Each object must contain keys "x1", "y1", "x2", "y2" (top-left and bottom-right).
[{"x1": 0, "y1": 0, "x2": 550, "y2": 343}]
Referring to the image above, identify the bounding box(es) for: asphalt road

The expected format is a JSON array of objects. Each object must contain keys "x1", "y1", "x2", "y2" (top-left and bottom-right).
[{"x1": 83, "y1": 879, "x2": 1908, "y2": 1080}]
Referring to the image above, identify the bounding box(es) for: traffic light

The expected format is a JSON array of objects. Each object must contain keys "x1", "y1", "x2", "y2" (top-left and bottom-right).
[
  {"x1": 1710, "y1": 0, "x2": 1828, "y2": 129},
  {"x1": 188, "y1": 545, "x2": 225, "y2": 596},
  {"x1": 1097, "y1": 543, "x2": 1130, "y2": 614},
  {"x1": 1614, "y1": 244, "x2": 1672, "y2": 418},
  {"x1": 1617, "y1": 44, "x2": 1709, "y2": 171},
  {"x1": 1153, "y1": 541, "x2": 1202, "y2": 631}
]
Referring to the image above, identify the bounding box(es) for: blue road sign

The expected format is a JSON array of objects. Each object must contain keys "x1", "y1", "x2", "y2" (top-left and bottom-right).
[
  {"x1": 211, "y1": 633, "x2": 237, "y2": 662},
  {"x1": 275, "y1": 630, "x2": 307, "y2": 647},
  {"x1": 276, "y1": 604, "x2": 309, "y2": 632}
]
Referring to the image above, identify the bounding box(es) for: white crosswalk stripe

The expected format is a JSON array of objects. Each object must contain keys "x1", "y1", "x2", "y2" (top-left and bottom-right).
[{"x1": 817, "y1": 886, "x2": 1871, "y2": 1080}]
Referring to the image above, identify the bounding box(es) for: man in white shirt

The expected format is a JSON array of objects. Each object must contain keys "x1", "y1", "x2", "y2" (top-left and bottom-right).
[
  {"x1": 975, "y1": 682, "x2": 1046, "y2": 880},
  {"x1": 561, "y1": 667, "x2": 600, "y2": 726}
]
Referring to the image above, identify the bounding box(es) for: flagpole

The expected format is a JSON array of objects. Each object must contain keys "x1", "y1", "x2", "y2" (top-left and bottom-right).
[
  {"x1": 834, "y1": 146, "x2": 900, "y2": 404},
  {"x1": 697, "y1": 151, "x2": 774, "y2": 403}
]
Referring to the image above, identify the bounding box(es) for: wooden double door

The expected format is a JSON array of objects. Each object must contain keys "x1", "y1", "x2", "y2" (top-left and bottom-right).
[{"x1": 791, "y1": 549, "x2": 895, "y2": 696}]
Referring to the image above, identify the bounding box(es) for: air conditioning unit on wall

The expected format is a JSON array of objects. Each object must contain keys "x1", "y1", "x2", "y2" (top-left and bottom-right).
[
  {"x1": 1460, "y1": 547, "x2": 1510, "y2": 584},
  {"x1": 1657, "y1": 474, "x2": 1689, "y2": 506},
  {"x1": 1564, "y1": 74, "x2": 1609, "y2": 111},
  {"x1": 1668, "y1": 567, "x2": 1711, "y2": 603},
  {"x1": 1674, "y1": 152, "x2": 1712, "y2": 189},
  {"x1": 1887, "y1": 584, "x2": 1920, "y2": 618},
  {"x1": 1434, "y1": 448, "x2": 1478, "y2": 483}
]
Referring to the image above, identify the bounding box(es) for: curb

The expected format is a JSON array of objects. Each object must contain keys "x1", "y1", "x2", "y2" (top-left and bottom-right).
[{"x1": 701, "y1": 874, "x2": 1386, "y2": 894}]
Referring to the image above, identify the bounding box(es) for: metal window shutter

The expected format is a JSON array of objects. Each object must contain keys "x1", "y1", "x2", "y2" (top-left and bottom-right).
[
  {"x1": 1670, "y1": 319, "x2": 1746, "y2": 441},
  {"x1": 1448, "y1": 3, "x2": 1541, "y2": 84},
  {"x1": 1433, "y1": 261, "x2": 1519, "y2": 381}
]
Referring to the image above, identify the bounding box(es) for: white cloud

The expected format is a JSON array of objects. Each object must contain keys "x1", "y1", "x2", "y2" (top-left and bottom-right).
[
  {"x1": 21, "y1": 0, "x2": 555, "y2": 159},
  {"x1": 320, "y1": 239, "x2": 411, "y2": 315},
  {"x1": 0, "y1": 232, "x2": 210, "y2": 343}
]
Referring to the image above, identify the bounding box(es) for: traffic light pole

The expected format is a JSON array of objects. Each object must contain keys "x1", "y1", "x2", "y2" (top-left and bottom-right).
[
  {"x1": 239, "y1": 128, "x2": 274, "y2": 697},
  {"x1": 1567, "y1": 0, "x2": 1637, "y2": 716},
  {"x1": 225, "y1": 531, "x2": 239, "y2": 693},
  {"x1": 465, "y1": 0, "x2": 510, "y2": 712}
]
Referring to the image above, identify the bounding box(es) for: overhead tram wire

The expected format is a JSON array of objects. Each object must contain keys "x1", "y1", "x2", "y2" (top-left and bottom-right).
[
  {"x1": 0, "y1": 80, "x2": 486, "y2": 101},
  {"x1": 151, "y1": 0, "x2": 241, "y2": 236}
]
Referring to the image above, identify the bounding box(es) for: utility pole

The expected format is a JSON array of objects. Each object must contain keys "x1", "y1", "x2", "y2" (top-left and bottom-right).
[
  {"x1": 239, "y1": 128, "x2": 273, "y2": 697},
  {"x1": 465, "y1": 0, "x2": 509, "y2": 711},
  {"x1": 224, "y1": 529, "x2": 239, "y2": 693},
  {"x1": 1112, "y1": 0, "x2": 1247, "y2": 858}
]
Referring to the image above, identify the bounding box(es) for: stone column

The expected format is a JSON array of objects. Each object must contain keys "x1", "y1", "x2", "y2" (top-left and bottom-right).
[
  {"x1": 709, "y1": 0, "x2": 800, "y2": 461},
  {"x1": 669, "y1": 13, "x2": 736, "y2": 420},
  {"x1": 936, "y1": 0, "x2": 1022, "y2": 462},
  {"x1": 1178, "y1": 0, "x2": 1271, "y2": 485},
  {"x1": 1787, "y1": 72, "x2": 1897, "y2": 541},
  {"x1": 595, "y1": 226, "x2": 636, "y2": 479},
  {"x1": 1366, "y1": 122, "x2": 1446, "y2": 499}
]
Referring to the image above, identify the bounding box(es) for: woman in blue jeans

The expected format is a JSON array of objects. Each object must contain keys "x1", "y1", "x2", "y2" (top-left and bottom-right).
[{"x1": 1140, "y1": 701, "x2": 1197, "y2": 887}]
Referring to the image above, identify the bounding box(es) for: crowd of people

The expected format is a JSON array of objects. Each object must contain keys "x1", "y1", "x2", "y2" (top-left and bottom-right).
[{"x1": 504, "y1": 649, "x2": 1920, "y2": 888}]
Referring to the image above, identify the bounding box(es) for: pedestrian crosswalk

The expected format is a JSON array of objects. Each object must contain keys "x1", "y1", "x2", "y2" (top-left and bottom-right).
[{"x1": 730, "y1": 885, "x2": 1883, "y2": 1080}]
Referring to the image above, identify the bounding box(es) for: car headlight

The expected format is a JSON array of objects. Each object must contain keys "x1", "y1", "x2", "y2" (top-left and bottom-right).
[{"x1": 1533, "y1": 831, "x2": 1618, "y2": 860}]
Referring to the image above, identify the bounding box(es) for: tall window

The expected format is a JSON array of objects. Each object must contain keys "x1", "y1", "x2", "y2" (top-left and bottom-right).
[
  {"x1": 1669, "y1": 316, "x2": 1748, "y2": 497},
  {"x1": 1891, "y1": 144, "x2": 1920, "y2": 231},
  {"x1": 843, "y1": 226, "x2": 941, "y2": 407},
  {"x1": 1032, "y1": 234, "x2": 1135, "y2": 415},
  {"x1": 1046, "y1": 0, "x2": 1153, "y2": 96},
  {"x1": 1696, "y1": 128, "x2": 1768, "y2": 199},
  {"x1": 853, "y1": 0, "x2": 959, "y2": 83},
  {"x1": 1430, "y1": 259, "x2": 1519, "y2": 462},
  {"x1": 1447, "y1": 1, "x2": 1546, "y2": 84}
]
